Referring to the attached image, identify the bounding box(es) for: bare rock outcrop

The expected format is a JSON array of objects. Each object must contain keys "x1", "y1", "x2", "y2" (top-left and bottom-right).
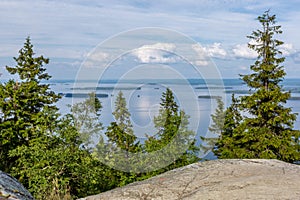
[
  {"x1": 79, "y1": 159, "x2": 300, "y2": 200},
  {"x1": 0, "y1": 170, "x2": 34, "y2": 200}
]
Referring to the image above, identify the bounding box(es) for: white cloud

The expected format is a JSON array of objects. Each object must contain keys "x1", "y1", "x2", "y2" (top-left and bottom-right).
[
  {"x1": 232, "y1": 43, "x2": 257, "y2": 59},
  {"x1": 137, "y1": 43, "x2": 176, "y2": 52},
  {"x1": 82, "y1": 51, "x2": 110, "y2": 68},
  {"x1": 192, "y1": 44, "x2": 205, "y2": 55},
  {"x1": 87, "y1": 51, "x2": 110, "y2": 62},
  {"x1": 202, "y1": 43, "x2": 227, "y2": 59},
  {"x1": 193, "y1": 60, "x2": 209, "y2": 66},
  {"x1": 191, "y1": 43, "x2": 227, "y2": 66},
  {"x1": 132, "y1": 43, "x2": 177, "y2": 63},
  {"x1": 1, "y1": 0, "x2": 300, "y2": 78},
  {"x1": 191, "y1": 44, "x2": 209, "y2": 66}
]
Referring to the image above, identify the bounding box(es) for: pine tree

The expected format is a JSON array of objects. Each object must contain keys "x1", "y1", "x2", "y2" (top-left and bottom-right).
[{"x1": 215, "y1": 11, "x2": 300, "y2": 162}]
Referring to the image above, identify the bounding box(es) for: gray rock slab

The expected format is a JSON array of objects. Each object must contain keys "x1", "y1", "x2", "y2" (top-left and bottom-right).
[
  {"x1": 0, "y1": 171, "x2": 34, "y2": 200},
  {"x1": 79, "y1": 159, "x2": 300, "y2": 200}
]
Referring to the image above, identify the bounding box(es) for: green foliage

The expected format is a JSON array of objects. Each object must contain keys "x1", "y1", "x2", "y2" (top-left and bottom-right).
[
  {"x1": 93, "y1": 89, "x2": 199, "y2": 188},
  {"x1": 105, "y1": 91, "x2": 140, "y2": 154},
  {"x1": 200, "y1": 97, "x2": 225, "y2": 154},
  {"x1": 145, "y1": 88, "x2": 199, "y2": 171},
  {"x1": 8, "y1": 26, "x2": 300, "y2": 200},
  {"x1": 214, "y1": 94, "x2": 242, "y2": 158},
  {"x1": 0, "y1": 38, "x2": 111, "y2": 199},
  {"x1": 9, "y1": 113, "x2": 113, "y2": 199},
  {"x1": 93, "y1": 91, "x2": 142, "y2": 187},
  {"x1": 209, "y1": 97, "x2": 225, "y2": 135},
  {"x1": 215, "y1": 11, "x2": 300, "y2": 162},
  {"x1": 0, "y1": 37, "x2": 60, "y2": 171},
  {"x1": 0, "y1": 37, "x2": 205, "y2": 200},
  {"x1": 112, "y1": 91, "x2": 134, "y2": 136},
  {"x1": 71, "y1": 92, "x2": 103, "y2": 149}
]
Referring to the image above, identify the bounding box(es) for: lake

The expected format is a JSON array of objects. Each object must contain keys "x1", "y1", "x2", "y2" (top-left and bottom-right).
[{"x1": 50, "y1": 78, "x2": 300, "y2": 158}]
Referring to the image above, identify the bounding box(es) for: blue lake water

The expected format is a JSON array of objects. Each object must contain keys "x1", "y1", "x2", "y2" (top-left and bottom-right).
[{"x1": 50, "y1": 78, "x2": 300, "y2": 157}]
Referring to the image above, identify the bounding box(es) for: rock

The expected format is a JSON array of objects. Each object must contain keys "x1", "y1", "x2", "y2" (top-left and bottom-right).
[
  {"x1": 0, "y1": 170, "x2": 34, "y2": 200},
  {"x1": 79, "y1": 159, "x2": 300, "y2": 200}
]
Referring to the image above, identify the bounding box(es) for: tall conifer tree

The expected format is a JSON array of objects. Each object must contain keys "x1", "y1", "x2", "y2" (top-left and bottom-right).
[
  {"x1": 200, "y1": 97, "x2": 225, "y2": 155},
  {"x1": 214, "y1": 95, "x2": 242, "y2": 158},
  {"x1": 105, "y1": 91, "x2": 140, "y2": 155},
  {"x1": 215, "y1": 11, "x2": 300, "y2": 162},
  {"x1": 0, "y1": 37, "x2": 60, "y2": 171},
  {"x1": 145, "y1": 88, "x2": 199, "y2": 169}
]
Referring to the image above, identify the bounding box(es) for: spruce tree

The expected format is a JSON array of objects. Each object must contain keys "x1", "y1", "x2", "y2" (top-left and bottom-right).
[
  {"x1": 215, "y1": 11, "x2": 300, "y2": 162},
  {"x1": 0, "y1": 37, "x2": 60, "y2": 171},
  {"x1": 0, "y1": 38, "x2": 109, "y2": 199},
  {"x1": 200, "y1": 97, "x2": 225, "y2": 155},
  {"x1": 214, "y1": 94, "x2": 242, "y2": 158},
  {"x1": 209, "y1": 97, "x2": 225, "y2": 136},
  {"x1": 145, "y1": 88, "x2": 199, "y2": 169},
  {"x1": 151, "y1": 88, "x2": 180, "y2": 148},
  {"x1": 99, "y1": 91, "x2": 141, "y2": 186},
  {"x1": 105, "y1": 91, "x2": 140, "y2": 155}
]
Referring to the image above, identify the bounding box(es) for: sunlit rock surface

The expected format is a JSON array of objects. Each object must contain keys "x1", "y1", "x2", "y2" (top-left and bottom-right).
[{"x1": 79, "y1": 159, "x2": 300, "y2": 200}]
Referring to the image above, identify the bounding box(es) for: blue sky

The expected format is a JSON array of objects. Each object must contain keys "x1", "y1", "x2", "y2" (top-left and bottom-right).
[{"x1": 1, "y1": 0, "x2": 300, "y2": 79}]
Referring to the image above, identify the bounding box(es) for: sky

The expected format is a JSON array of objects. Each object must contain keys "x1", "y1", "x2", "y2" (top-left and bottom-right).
[{"x1": 1, "y1": 0, "x2": 300, "y2": 80}]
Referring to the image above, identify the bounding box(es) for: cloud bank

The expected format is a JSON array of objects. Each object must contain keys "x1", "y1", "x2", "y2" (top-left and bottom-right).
[
  {"x1": 132, "y1": 43, "x2": 177, "y2": 63},
  {"x1": 1, "y1": 0, "x2": 300, "y2": 78}
]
